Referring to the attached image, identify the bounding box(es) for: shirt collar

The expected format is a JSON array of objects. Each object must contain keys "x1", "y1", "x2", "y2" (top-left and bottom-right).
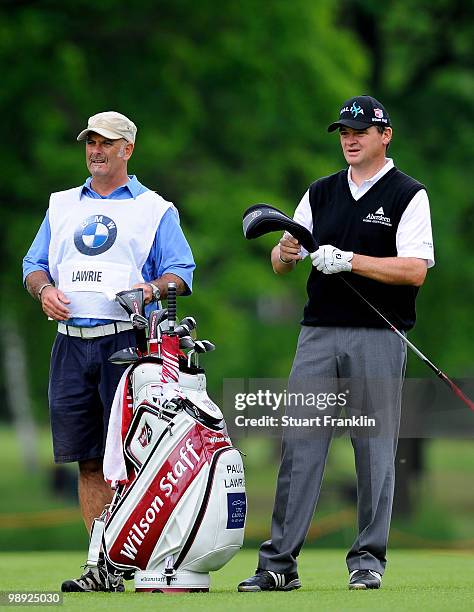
[
  {"x1": 80, "y1": 175, "x2": 141, "y2": 199},
  {"x1": 347, "y1": 158, "x2": 394, "y2": 188}
]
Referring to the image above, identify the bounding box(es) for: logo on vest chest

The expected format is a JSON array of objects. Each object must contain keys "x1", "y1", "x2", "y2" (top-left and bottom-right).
[
  {"x1": 363, "y1": 206, "x2": 392, "y2": 227},
  {"x1": 74, "y1": 215, "x2": 117, "y2": 255}
]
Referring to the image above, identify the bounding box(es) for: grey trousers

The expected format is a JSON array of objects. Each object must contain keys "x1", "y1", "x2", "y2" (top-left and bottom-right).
[{"x1": 258, "y1": 326, "x2": 407, "y2": 575}]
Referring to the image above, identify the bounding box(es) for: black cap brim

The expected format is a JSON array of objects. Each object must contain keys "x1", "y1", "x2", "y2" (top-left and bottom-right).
[{"x1": 327, "y1": 119, "x2": 374, "y2": 133}]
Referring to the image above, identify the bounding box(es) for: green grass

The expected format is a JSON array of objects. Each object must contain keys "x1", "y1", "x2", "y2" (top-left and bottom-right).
[
  {"x1": 3, "y1": 427, "x2": 474, "y2": 551},
  {"x1": 1, "y1": 549, "x2": 474, "y2": 610}
]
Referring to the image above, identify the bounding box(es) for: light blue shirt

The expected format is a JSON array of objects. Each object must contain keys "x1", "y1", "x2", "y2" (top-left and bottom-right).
[{"x1": 23, "y1": 175, "x2": 195, "y2": 326}]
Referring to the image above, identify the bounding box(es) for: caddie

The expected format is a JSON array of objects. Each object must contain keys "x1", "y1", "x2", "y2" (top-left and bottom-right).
[{"x1": 23, "y1": 111, "x2": 195, "y2": 592}]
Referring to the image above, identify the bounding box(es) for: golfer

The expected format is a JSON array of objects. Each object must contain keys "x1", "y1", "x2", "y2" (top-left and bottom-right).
[
  {"x1": 23, "y1": 111, "x2": 195, "y2": 592},
  {"x1": 239, "y1": 95, "x2": 434, "y2": 591}
]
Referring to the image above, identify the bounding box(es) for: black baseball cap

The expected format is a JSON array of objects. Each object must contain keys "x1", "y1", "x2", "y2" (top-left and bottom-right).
[{"x1": 327, "y1": 95, "x2": 391, "y2": 132}]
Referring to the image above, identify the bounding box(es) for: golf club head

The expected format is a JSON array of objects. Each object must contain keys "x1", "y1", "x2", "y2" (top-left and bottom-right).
[
  {"x1": 180, "y1": 316, "x2": 196, "y2": 332},
  {"x1": 115, "y1": 289, "x2": 145, "y2": 316},
  {"x1": 130, "y1": 313, "x2": 148, "y2": 330},
  {"x1": 194, "y1": 340, "x2": 215, "y2": 354},
  {"x1": 174, "y1": 323, "x2": 192, "y2": 338},
  {"x1": 179, "y1": 317, "x2": 196, "y2": 339},
  {"x1": 242, "y1": 203, "x2": 318, "y2": 253},
  {"x1": 200, "y1": 340, "x2": 215, "y2": 352},
  {"x1": 193, "y1": 341, "x2": 206, "y2": 354},
  {"x1": 179, "y1": 335, "x2": 195, "y2": 350},
  {"x1": 108, "y1": 347, "x2": 140, "y2": 364}
]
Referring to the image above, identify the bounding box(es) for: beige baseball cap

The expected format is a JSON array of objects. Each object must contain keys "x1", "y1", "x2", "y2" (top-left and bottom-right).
[{"x1": 77, "y1": 111, "x2": 137, "y2": 143}]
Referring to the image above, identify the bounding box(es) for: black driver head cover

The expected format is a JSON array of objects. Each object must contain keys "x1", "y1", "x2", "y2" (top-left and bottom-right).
[{"x1": 242, "y1": 203, "x2": 318, "y2": 253}]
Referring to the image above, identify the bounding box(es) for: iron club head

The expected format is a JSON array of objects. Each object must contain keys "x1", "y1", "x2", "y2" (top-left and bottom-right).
[
  {"x1": 194, "y1": 340, "x2": 215, "y2": 353},
  {"x1": 179, "y1": 316, "x2": 197, "y2": 339},
  {"x1": 174, "y1": 323, "x2": 192, "y2": 338},
  {"x1": 179, "y1": 335, "x2": 195, "y2": 350},
  {"x1": 130, "y1": 313, "x2": 148, "y2": 330}
]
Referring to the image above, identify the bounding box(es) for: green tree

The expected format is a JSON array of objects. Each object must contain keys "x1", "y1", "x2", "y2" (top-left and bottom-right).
[
  {"x1": 1, "y1": 0, "x2": 369, "y2": 417},
  {"x1": 339, "y1": 0, "x2": 474, "y2": 374}
]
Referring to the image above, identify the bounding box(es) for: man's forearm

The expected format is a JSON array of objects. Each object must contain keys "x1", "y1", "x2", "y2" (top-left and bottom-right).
[
  {"x1": 351, "y1": 255, "x2": 427, "y2": 286},
  {"x1": 151, "y1": 273, "x2": 187, "y2": 297},
  {"x1": 271, "y1": 245, "x2": 296, "y2": 275},
  {"x1": 25, "y1": 270, "x2": 53, "y2": 301}
]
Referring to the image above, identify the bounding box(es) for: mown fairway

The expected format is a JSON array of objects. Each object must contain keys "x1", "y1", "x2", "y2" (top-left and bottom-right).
[{"x1": 1, "y1": 548, "x2": 473, "y2": 611}]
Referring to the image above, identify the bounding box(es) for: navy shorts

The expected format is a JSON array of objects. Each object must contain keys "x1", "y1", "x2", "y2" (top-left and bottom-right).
[{"x1": 48, "y1": 329, "x2": 137, "y2": 463}]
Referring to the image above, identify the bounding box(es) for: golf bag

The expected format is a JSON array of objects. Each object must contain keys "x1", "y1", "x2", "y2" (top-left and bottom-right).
[{"x1": 87, "y1": 286, "x2": 246, "y2": 592}]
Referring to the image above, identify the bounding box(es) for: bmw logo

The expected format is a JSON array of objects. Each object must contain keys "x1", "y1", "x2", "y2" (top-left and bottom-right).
[{"x1": 74, "y1": 215, "x2": 117, "y2": 256}]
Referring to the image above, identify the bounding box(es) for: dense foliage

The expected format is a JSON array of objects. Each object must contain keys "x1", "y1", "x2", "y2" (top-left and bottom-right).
[{"x1": 1, "y1": 0, "x2": 472, "y2": 420}]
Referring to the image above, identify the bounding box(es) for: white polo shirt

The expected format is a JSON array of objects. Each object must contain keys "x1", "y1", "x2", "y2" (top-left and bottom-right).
[{"x1": 293, "y1": 158, "x2": 435, "y2": 267}]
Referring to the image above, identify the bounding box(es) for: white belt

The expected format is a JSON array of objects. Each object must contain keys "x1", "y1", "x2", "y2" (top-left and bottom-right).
[{"x1": 57, "y1": 321, "x2": 134, "y2": 339}]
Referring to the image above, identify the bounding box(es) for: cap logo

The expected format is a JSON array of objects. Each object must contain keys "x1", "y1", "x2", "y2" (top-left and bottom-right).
[
  {"x1": 374, "y1": 108, "x2": 383, "y2": 119},
  {"x1": 350, "y1": 102, "x2": 364, "y2": 118}
]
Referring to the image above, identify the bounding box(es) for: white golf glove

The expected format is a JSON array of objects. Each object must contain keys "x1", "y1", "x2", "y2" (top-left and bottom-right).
[{"x1": 310, "y1": 244, "x2": 353, "y2": 274}]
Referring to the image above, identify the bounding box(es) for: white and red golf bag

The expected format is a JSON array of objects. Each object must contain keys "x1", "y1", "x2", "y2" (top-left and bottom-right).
[{"x1": 86, "y1": 286, "x2": 246, "y2": 592}]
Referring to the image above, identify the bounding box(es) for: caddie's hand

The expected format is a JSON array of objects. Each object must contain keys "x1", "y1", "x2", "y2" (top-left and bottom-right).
[
  {"x1": 279, "y1": 232, "x2": 302, "y2": 264},
  {"x1": 132, "y1": 282, "x2": 153, "y2": 305},
  {"x1": 310, "y1": 244, "x2": 353, "y2": 274},
  {"x1": 40, "y1": 286, "x2": 71, "y2": 321}
]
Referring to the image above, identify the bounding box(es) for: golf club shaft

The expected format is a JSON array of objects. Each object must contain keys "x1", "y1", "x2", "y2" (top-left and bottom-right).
[
  {"x1": 243, "y1": 203, "x2": 474, "y2": 412},
  {"x1": 339, "y1": 276, "x2": 474, "y2": 412}
]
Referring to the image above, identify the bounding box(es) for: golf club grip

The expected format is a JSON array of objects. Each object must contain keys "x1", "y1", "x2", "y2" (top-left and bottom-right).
[{"x1": 167, "y1": 282, "x2": 177, "y2": 330}]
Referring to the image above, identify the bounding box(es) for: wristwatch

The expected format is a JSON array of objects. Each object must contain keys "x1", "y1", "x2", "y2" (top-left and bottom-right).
[{"x1": 147, "y1": 282, "x2": 161, "y2": 302}]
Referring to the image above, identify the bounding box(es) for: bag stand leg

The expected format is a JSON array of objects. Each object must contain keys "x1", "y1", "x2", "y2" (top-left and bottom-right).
[{"x1": 87, "y1": 518, "x2": 105, "y2": 567}]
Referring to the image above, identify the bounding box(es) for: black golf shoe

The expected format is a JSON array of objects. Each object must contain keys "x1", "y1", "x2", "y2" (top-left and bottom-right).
[
  {"x1": 348, "y1": 569, "x2": 382, "y2": 590},
  {"x1": 238, "y1": 569, "x2": 301, "y2": 592},
  {"x1": 61, "y1": 562, "x2": 125, "y2": 592}
]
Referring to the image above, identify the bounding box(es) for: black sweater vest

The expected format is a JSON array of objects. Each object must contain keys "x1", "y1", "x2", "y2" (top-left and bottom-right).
[{"x1": 303, "y1": 167, "x2": 424, "y2": 330}]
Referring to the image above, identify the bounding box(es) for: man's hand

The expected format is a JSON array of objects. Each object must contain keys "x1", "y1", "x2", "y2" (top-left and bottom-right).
[
  {"x1": 279, "y1": 232, "x2": 302, "y2": 264},
  {"x1": 132, "y1": 275, "x2": 185, "y2": 304},
  {"x1": 40, "y1": 286, "x2": 71, "y2": 321},
  {"x1": 311, "y1": 245, "x2": 353, "y2": 274},
  {"x1": 132, "y1": 283, "x2": 154, "y2": 305}
]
